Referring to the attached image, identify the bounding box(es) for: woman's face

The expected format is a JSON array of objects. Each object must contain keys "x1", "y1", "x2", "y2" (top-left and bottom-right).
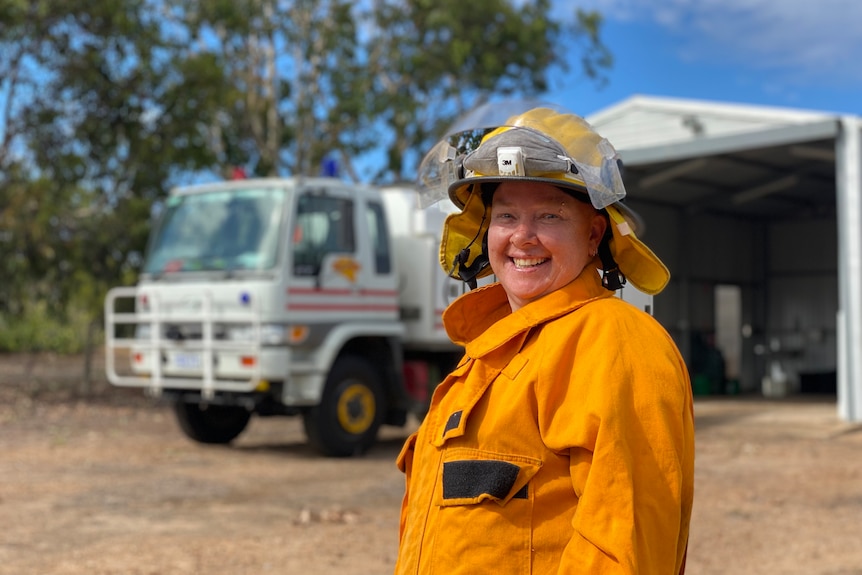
[{"x1": 487, "y1": 181, "x2": 607, "y2": 311}]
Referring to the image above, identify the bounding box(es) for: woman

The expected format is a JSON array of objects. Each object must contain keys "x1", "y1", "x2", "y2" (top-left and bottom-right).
[{"x1": 395, "y1": 104, "x2": 694, "y2": 574}]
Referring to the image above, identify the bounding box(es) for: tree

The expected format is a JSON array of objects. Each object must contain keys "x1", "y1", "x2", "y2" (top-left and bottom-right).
[
  {"x1": 1, "y1": 0, "x2": 201, "y2": 364},
  {"x1": 0, "y1": 0, "x2": 54, "y2": 178},
  {"x1": 176, "y1": 0, "x2": 372, "y2": 178},
  {"x1": 0, "y1": 0, "x2": 108, "y2": 318},
  {"x1": 15, "y1": 0, "x2": 189, "y2": 291},
  {"x1": 168, "y1": 0, "x2": 611, "y2": 181},
  {"x1": 363, "y1": 0, "x2": 612, "y2": 182}
]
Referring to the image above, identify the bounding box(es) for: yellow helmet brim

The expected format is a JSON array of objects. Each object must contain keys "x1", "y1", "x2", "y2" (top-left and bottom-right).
[{"x1": 605, "y1": 204, "x2": 670, "y2": 295}]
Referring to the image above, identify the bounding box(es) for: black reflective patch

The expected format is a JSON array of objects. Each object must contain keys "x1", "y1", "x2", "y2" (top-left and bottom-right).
[
  {"x1": 512, "y1": 484, "x2": 528, "y2": 499},
  {"x1": 442, "y1": 459, "x2": 520, "y2": 500},
  {"x1": 444, "y1": 410, "x2": 463, "y2": 435}
]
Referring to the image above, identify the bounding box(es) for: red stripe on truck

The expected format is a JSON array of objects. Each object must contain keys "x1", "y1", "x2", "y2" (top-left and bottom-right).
[{"x1": 287, "y1": 287, "x2": 398, "y2": 297}]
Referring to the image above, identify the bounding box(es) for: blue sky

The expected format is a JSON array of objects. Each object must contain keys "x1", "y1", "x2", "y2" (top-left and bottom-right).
[{"x1": 547, "y1": 0, "x2": 862, "y2": 117}]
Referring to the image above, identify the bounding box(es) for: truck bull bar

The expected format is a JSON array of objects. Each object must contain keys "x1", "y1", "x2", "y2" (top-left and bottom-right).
[{"x1": 104, "y1": 287, "x2": 265, "y2": 400}]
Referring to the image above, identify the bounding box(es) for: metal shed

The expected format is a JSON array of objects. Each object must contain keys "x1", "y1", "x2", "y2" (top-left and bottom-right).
[{"x1": 586, "y1": 95, "x2": 862, "y2": 422}]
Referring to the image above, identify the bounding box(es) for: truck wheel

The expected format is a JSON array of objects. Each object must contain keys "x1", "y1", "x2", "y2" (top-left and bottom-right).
[
  {"x1": 303, "y1": 355, "x2": 384, "y2": 457},
  {"x1": 174, "y1": 400, "x2": 251, "y2": 444}
]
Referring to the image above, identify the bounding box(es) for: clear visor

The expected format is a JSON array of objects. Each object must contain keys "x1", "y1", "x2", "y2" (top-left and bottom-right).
[
  {"x1": 416, "y1": 128, "x2": 501, "y2": 207},
  {"x1": 416, "y1": 100, "x2": 626, "y2": 210}
]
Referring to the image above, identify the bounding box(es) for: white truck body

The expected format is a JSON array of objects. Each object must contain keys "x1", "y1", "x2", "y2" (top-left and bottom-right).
[{"x1": 104, "y1": 177, "x2": 651, "y2": 456}]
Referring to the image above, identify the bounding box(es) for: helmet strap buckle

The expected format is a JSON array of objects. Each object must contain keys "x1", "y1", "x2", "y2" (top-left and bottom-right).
[{"x1": 601, "y1": 267, "x2": 627, "y2": 291}]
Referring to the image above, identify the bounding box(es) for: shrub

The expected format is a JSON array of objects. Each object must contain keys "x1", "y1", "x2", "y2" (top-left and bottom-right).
[{"x1": 0, "y1": 300, "x2": 97, "y2": 354}]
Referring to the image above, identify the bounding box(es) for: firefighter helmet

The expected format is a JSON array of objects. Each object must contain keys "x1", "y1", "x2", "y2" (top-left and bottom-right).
[{"x1": 417, "y1": 101, "x2": 670, "y2": 295}]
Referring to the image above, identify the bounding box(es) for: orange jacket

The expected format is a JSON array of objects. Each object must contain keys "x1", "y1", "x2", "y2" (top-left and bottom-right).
[{"x1": 395, "y1": 268, "x2": 694, "y2": 574}]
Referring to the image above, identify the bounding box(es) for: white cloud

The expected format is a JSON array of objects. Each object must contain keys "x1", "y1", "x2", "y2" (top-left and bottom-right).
[{"x1": 576, "y1": 0, "x2": 862, "y2": 84}]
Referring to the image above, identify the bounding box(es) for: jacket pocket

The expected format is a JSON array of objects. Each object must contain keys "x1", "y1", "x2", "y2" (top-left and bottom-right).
[
  {"x1": 429, "y1": 449, "x2": 542, "y2": 575},
  {"x1": 438, "y1": 447, "x2": 542, "y2": 506}
]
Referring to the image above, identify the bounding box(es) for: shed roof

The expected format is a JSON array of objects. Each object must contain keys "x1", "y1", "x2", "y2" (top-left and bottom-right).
[{"x1": 586, "y1": 95, "x2": 842, "y2": 221}]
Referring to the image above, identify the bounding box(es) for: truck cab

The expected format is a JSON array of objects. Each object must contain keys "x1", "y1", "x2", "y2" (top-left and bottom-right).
[{"x1": 105, "y1": 178, "x2": 462, "y2": 456}]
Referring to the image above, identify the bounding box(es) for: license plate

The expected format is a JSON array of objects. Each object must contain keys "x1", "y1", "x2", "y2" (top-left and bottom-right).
[{"x1": 173, "y1": 351, "x2": 202, "y2": 370}]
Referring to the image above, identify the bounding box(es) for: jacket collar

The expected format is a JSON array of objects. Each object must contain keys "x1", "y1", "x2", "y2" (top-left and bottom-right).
[{"x1": 443, "y1": 266, "x2": 613, "y2": 359}]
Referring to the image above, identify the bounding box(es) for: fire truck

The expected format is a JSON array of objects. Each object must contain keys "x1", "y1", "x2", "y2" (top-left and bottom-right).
[{"x1": 104, "y1": 177, "x2": 652, "y2": 456}]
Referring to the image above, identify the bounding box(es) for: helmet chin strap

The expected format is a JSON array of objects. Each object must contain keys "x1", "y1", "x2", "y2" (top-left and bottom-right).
[
  {"x1": 449, "y1": 187, "x2": 491, "y2": 290},
  {"x1": 453, "y1": 232, "x2": 490, "y2": 290},
  {"x1": 598, "y1": 235, "x2": 626, "y2": 291}
]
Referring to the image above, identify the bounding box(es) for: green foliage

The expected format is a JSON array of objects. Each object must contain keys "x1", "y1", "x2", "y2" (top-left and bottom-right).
[
  {"x1": 174, "y1": 0, "x2": 373, "y2": 178},
  {"x1": 0, "y1": 176, "x2": 81, "y2": 316},
  {"x1": 0, "y1": 0, "x2": 612, "y2": 353},
  {"x1": 0, "y1": 300, "x2": 94, "y2": 354},
  {"x1": 363, "y1": 0, "x2": 610, "y2": 181}
]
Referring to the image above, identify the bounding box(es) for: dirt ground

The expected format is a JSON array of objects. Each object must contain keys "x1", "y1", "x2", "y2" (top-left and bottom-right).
[{"x1": 2, "y1": 353, "x2": 862, "y2": 575}]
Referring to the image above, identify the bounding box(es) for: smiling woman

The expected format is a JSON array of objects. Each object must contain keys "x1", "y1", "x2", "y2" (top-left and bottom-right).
[{"x1": 396, "y1": 101, "x2": 695, "y2": 574}]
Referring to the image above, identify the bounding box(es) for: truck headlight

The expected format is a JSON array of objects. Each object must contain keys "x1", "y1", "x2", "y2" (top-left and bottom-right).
[
  {"x1": 260, "y1": 324, "x2": 288, "y2": 345},
  {"x1": 224, "y1": 323, "x2": 289, "y2": 345},
  {"x1": 135, "y1": 324, "x2": 152, "y2": 340}
]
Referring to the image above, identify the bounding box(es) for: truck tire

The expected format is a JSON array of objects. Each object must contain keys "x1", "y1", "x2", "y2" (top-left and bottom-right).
[
  {"x1": 303, "y1": 355, "x2": 384, "y2": 457},
  {"x1": 174, "y1": 400, "x2": 251, "y2": 444}
]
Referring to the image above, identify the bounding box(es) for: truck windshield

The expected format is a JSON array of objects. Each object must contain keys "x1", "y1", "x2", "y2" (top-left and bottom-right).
[{"x1": 142, "y1": 187, "x2": 285, "y2": 275}]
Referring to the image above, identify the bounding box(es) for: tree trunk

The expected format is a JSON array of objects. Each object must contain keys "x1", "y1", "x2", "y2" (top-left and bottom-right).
[{"x1": 80, "y1": 319, "x2": 96, "y2": 396}]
